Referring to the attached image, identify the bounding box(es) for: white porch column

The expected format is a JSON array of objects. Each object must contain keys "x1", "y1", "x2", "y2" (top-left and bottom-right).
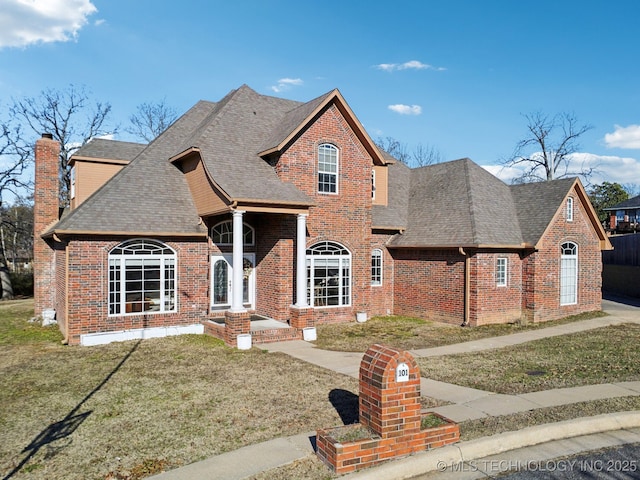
[
  {"x1": 294, "y1": 213, "x2": 309, "y2": 308},
  {"x1": 230, "y1": 210, "x2": 246, "y2": 312}
]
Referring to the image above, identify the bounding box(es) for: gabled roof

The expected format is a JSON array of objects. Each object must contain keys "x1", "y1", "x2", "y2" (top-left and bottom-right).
[
  {"x1": 72, "y1": 138, "x2": 146, "y2": 163},
  {"x1": 603, "y1": 193, "x2": 640, "y2": 211},
  {"x1": 509, "y1": 178, "x2": 577, "y2": 246}
]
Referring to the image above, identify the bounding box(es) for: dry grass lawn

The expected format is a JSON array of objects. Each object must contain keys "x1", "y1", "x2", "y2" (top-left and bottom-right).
[
  {"x1": 0, "y1": 299, "x2": 358, "y2": 480},
  {"x1": 2, "y1": 300, "x2": 636, "y2": 480},
  {"x1": 313, "y1": 311, "x2": 607, "y2": 352}
]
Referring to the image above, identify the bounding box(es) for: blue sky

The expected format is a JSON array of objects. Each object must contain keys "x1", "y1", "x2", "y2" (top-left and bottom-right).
[{"x1": 1, "y1": 0, "x2": 640, "y2": 190}]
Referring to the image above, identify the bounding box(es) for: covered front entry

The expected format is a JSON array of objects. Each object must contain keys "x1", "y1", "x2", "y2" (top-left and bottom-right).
[{"x1": 211, "y1": 253, "x2": 255, "y2": 310}]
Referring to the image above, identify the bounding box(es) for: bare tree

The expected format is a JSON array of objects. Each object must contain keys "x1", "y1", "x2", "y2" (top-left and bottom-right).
[
  {"x1": 376, "y1": 137, "x2": 442, "y2": 167},
  {"x1": 412, "y1": 142, "x2": 442, "y2": 167},
  {"x1": 10, "y1": 84, "x2": 116, "y2": 205},
  {"x1": 0, "y1": 121, "x2": 32, "y2": 298},
  {"x1": 127, "y1": 98, "x2": 178, "y2": 142},
  {"x1": 503, "y1": 112, "x2": 594, "y2": 184}
]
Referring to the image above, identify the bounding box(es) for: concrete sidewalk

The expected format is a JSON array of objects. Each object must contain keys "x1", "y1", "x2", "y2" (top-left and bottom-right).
[{"x1": 151, "y1": 299, "x2": 640, "y2": 479}]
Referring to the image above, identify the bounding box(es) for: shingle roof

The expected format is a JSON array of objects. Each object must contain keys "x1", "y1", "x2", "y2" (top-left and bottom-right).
[
  {"x1": 380, "y1": 159, "x2": 578, "y2": 248},
  {"x1": 603, "y1": 194, "x2": 640, "y2": 211},
  {"x1": 509, "y1": 177, "x2": 577, "y2": 246},
  {"x1": 50, "y1": 101, "x2": 217, "y2": 235},
  {"x1": 175, "y1": 85, "x2": 313, "y2": 204},
  {"x1": 372, "y1": 160, "x2": 410, "y2": 229},
  {"x1": 72, "y1": 138, "x2": 146, "y2": 162}
]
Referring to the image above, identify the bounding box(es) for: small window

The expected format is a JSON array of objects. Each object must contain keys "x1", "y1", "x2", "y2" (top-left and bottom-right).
[
  {"x1": 496, "y1": 257, "x2": 507, "y2": 287},
  {"x1": 371, "y1": 169, "x2": 376, "y2": 200},
  {"x1": 70, "y1": 166, "x2": 76, "y2": 200},
  {"x1": 211, "y1": 220, "x2": 255, "y2": 246},
  {"x1": 566, "y1": 197, "x2": 574, "y2": 222},
  {"x1": 318, "y1": 143, "x2": 338, "y2": 194},
  {"x1": 371, "y1": 249, "x2": 382, "y2": 286}
]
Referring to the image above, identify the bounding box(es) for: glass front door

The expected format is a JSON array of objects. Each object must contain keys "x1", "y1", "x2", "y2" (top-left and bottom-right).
[{"x1": 211, "y1": 254, "x2": 255, "y2": 310}]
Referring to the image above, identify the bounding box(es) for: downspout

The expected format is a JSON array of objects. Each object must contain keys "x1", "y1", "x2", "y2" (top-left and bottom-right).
[{"x1": 459, "y1": 247, "x2": 470, "y2": 326}]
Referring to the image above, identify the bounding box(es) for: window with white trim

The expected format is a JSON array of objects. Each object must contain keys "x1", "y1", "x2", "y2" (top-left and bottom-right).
[
  {"x1": 211, "y1": 220, "x2": 255, "y2": 246},
  {"x1": 496, "y1": 257, "x2": 507, "y2": 287},
  {"x1": 306, "y1": 241, "x2": 350, "y2": 307},
  {"x1": 560, "y1": 242, "x2": 578, "y2": 305},
  {"x1": 70, "y1": 166, "x2": 76, "y2": 200},
  {"x1": 566, "y1": 197, "x2": 574, "y2": 222},
  {"x1": 371, "y1": 168, "x2": 376, "y2": 200},
  {"x1": 371, "y1": 249, "x2": 382, "y2": 286},
  {"x1": 318, "y1": 143, "x2": 338, "y2": 194},
  {"x1": 109, "y1": 239, "x2": 176, "y2": 315}
]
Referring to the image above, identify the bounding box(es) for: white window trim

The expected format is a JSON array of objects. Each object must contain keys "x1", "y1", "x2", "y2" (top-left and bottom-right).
[
  {"x1": 371, "y1": 249, "x2": 383, "y2": 286},
  {"x1": 496, "y1": 257, "x2": 507, "y2": 287},
  {"x1": 318, "y1": 143, "x2": 339, "y2": 195},
  {"x1": 306, "y1": 241, "x2": 351, "y2": 308},
  {"x1": 108, "y1": 239, "x2": 177, "y2": 316},
  {"x1": 371, "y1": 168, "x2": 376, "y2": 200},
  {"x1": 210, "y1": 220, "x2": 255, "y2": 246},
  {"x1": 560, "y1": 242, "x2": 578, "y2": 306},
  {"x1": 566, "y1": 197, "x2": 574, "y2": 222}
]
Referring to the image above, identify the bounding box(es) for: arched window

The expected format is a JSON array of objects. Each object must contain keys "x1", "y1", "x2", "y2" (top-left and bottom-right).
[
  {"x1": 109, "y1": 239, "x2": 176, "y2": 315},
  {"x1": 211, "y1": 220, "x2": 255, "y2": 246},
  {"x1": 306, "y1": 241, "x2": 350, "y2": 307},
  {"x1": 560, "y1": 242, "x2": 578, "y2": 305},
  {"x1": 371, "y1": 249, "x2": 382, "y2": 286},
  {"x1": 318, "y1": 143, "x2": 338, "y2": 194}
]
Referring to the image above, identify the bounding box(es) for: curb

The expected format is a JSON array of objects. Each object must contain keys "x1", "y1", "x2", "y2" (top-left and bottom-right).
[{"x1": 342, "y1": 411, "x2": 640, "y2": 479}]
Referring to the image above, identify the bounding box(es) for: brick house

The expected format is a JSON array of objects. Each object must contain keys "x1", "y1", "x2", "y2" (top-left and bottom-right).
[{"x1": 33, "y1": 85, "x2": 612, "y2": 346}]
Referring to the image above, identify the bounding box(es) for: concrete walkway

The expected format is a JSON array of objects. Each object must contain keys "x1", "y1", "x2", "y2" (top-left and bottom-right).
[{"x1": 151, "y1": 298, "x2": 640, "y2": 479}]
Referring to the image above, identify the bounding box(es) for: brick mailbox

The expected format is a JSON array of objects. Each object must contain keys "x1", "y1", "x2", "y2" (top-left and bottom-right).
[{"x1": 316, "y1": 344, "x2": 459, "y2": 474}]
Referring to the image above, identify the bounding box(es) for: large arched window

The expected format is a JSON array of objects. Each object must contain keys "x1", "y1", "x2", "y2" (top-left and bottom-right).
[
  {"x1": 109, "y1": 239, "x2": 176, "y2": 315},
  {"x1": 560, "y1": 242, "x2": 578, "y2": 305},
  {"x1": 318, "y1": 143, "x2": 338, "y2": 194},
  {"x1": 306, "y1": 241, "x2": 350, "y2": 307},
  {"x1": 210, "y1": 220, "x2": 255, "y2": 246}
]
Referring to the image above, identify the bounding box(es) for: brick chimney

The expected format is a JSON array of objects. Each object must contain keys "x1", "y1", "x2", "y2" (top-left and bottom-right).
[{"x1": 33, "y1": 133, "x2": 60, "y2": 316}]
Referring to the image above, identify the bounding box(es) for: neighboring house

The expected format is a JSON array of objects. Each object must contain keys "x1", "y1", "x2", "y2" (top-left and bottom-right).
[
  {"x1": 33, "y1": 85, "x2": 612, "y2": 346},
  {"x1": 603, "y1": 194, "x2": 640, "y2": 233}
]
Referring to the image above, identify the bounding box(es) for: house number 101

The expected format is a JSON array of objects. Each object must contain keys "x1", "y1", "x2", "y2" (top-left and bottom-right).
[{"x1": 395, "y1": 362, "x2": 409, "y2": 382}]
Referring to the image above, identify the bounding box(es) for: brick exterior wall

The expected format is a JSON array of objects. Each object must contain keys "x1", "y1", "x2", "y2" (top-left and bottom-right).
[
  {"x1": 273, "y1": 103, "x2": 374, "y2": 323},
  {"x1": 370, "y1": 232, "x2": 395, "y2": 317},
  {"x1": 33, "y1": 135, "x2": 60, "y2": 316},
  {"x1": 64, "y1": 236, "x2": 209, "y2": 345},
  {"x1": 525, "y1": 188, "x2": 603, "y2": 322},
  {"x1": 470, "y1": 251, "x2": 524, "y2": 325},
  {"x1": 392, "y1": 249, "x2": 466, "y2": 325}
]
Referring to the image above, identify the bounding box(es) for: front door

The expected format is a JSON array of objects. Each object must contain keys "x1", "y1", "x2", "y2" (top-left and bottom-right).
[{"x1": 211, "y1": 254, "x2": 255, "y2": 310}]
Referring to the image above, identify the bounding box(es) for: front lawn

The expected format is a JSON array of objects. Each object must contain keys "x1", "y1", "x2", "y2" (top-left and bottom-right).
[{"x1": 0, "y1": 299, "x2": 357, "y2": 480}]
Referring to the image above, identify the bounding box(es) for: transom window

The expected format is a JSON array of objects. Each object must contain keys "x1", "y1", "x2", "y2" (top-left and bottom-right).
[
  {"x1": 560, "y1": 242, "x2": 578, "y2": 305},
  {"x1": 496, "y1": 257, "x2": 507, "y2": 287},
  {"x1": 211, "y1": 220, "x2": 255, "y2": 246},
  {"x1": 109, "y1": 239, "x2": 176, "y2": 315},
  {"x1": 318, "y1": 143, "x2": 338, "y2": 194},
  {"x1": 566, "y1": 197, "x2": 574, "y2": 222},
  {"x1": 306, "y1": 241, "x2": 350, "y2": 307},
  {"x1": 371, "y1": 249, "x2": 382, "y2": 286}
]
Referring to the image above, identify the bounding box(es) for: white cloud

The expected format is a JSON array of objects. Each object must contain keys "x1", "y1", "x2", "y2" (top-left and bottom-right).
[
  {"x1": 0, "y1": 0, "x2": 97, "y2": 48},
  {"x1": 270, "y1": 78, "x2": 303, "y2": 93},
  {"x1": 375, "y1": 60, "x2": 446, "y2": 72},
  {"x1": 604, "y1": 124, "x2": 640, "y2": 149},
  {"x1": 388, "y1": 104, "x2": 422, "y2": 115},
  {"x1": 482, "y1": 152, "x2": 640, "y2": 187}
]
